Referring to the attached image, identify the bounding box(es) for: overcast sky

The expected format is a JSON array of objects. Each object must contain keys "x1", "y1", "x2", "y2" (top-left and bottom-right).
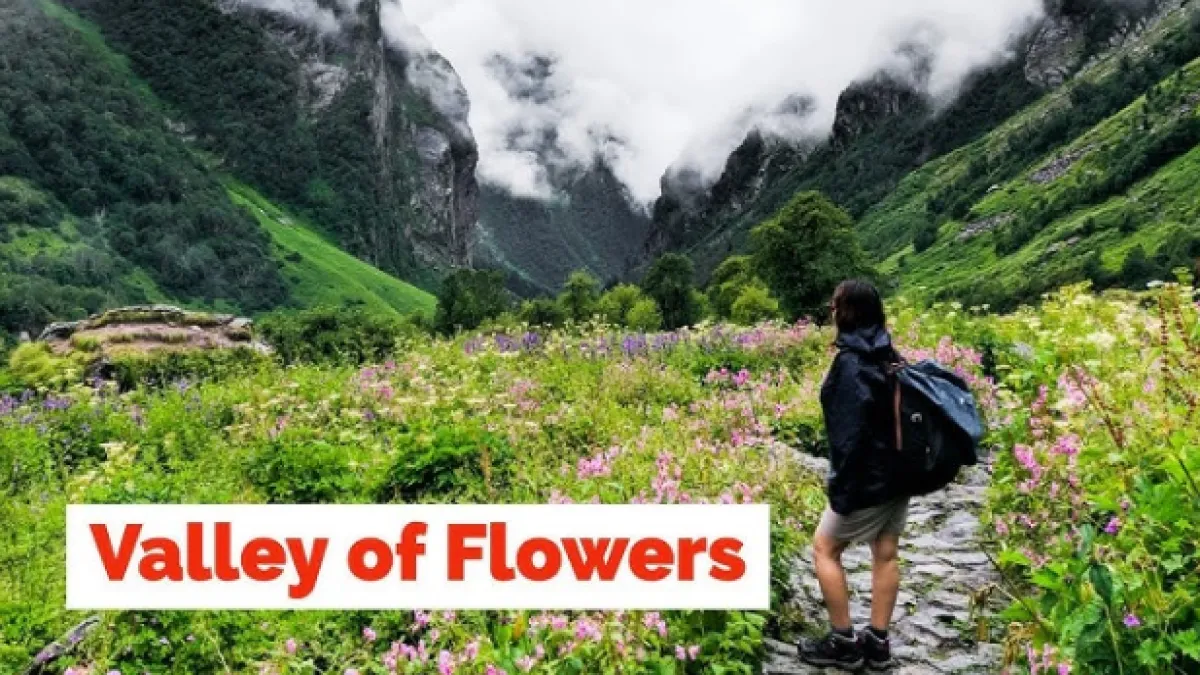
[{"x1": 396, "y1": 0, "x2": 1044, "y2": 204}]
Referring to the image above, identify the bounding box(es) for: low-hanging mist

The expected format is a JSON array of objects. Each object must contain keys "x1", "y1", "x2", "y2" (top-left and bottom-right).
[{"x1": 402, "y1": 0, "x2": 1045, "y2": 204}]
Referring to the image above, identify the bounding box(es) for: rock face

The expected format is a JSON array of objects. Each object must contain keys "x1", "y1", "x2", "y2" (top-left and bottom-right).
[
  {"x1": 1024, "y1": 0, "x2": 1187, "y2": 89},
  {"x1": 477, "y1": 164, "x2": 651, "y2": 295},
  {"x1": 241, "y1": 0, "x2": 480, "y2": 271},
  {"x1": 644, "y1": 130, "x2": 813, "y2": 266},
  {"x1": 831, "y1": 75, "x2": 927, "y2": 148},
  {"x1": 1024, "y1": 10, "x2": 1089, "y2": 89},
  {"x1": 469, "y1": 53, "x2": 651, "y2": 294},
  {"x1": 64, "y1": 0, "x2": 480, "y2": 279},
  {"x1": 38, "y1": 306, "x2": 269, "y2": 357},
  {"x1": 765, "y1": 454, "x2": 1004, "y2": 675},
  {"x1": 642, "y1": 79, "x2": 922, "y2": 267}
]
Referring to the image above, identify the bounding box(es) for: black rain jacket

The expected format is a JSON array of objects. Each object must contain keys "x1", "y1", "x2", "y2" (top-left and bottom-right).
[{"x1": 819, "y1": 324, "x2": 904, "y2": 515}]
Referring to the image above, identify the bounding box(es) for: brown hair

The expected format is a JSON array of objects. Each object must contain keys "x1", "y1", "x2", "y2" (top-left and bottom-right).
[{"x1": 831, "y1": 279, "x2": 885, "y2": 334}]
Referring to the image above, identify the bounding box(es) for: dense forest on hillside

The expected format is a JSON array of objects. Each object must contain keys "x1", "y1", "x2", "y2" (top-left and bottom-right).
[
  {"x1": 0, "y1": 0, "x2": 286, "y2": 334},
  {"x1": 62, "y1": 0, "x2": 450, "y2": 284}
]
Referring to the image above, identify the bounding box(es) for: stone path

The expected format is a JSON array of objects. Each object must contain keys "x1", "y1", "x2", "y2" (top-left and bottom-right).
[{"x1": 764, "y1": 455, "x2": 1004, "y2": 674}]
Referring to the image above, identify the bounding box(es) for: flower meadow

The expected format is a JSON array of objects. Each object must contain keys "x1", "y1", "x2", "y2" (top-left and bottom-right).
[{"x1": 1, "y1": 281, "x2": 1198, "y2": 674}]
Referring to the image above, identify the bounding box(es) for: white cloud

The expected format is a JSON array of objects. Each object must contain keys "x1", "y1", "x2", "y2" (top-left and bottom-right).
[
  {"x1": 234, "y1": 0, "x2": 342, "y2": 34},
  {"x1": 400, "y1": 0, "x2": 1044, "y2": 204}
]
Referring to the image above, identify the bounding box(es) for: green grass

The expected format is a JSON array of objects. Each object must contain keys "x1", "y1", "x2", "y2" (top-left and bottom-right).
[
  {"x1": 869, "y1": 49, "x2": 1200, "y2": 306},
  {"x1": 226, "y1": 181, "x2": 435, "y2": 317}
]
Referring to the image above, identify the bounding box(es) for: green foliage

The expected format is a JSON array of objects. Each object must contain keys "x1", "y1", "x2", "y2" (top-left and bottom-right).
[
  {"x1": 434, "y1": 269, "x2": 512, "y2": 335},
  {"x1": 730, "y1": 282, "x2": 782, "y2": 325},
  {"x1": 912, "y1": 221, "x2": 938, "y2": 253},
  {"x1": 258, "y1": 306, "x2": 430, "y2": 366},
  {"x1": 707, "y1": 255, "x2": 756, "y2": 319},
  {"x1": 1, "y1": 312, "x2": 841, "y2": 673},
  {"x1": 376, "y1": 423, "x2": 512, "y2": 503},
  {"x1": 246, "y1": 439, "x2": 359, "y2": 504},
  {"x1": 6, "y1": 342, "x2": 90, "y2": 390},
  {"x1": 750, "y1": 191, "x2": 873, "y2": 320},
  {"x1": 626, "y1": 298, "x2": 665, "y2": 332},
  {"x1": 557, "y1": 270, "x2": 601, "y2": 322},
  {"x1": 107, "y1": 348, "x2": 271, "y2": 391},
  {"x1": 227, "y1": 182, "x2": 436, "y2": 318},
  {"x1": 596, "y1": 284, "x2": 651, "y2": 326},
  {"x1": 642, "y1": 253, "x2": 702, "y2": 329},
  {"x1": 518, "y1": 297, "x2": 567, "y2": 328},
  {"x1": 0, "y1": 1, "x2": 287, "y2": 318},
  {"x1": 59, "y1": 0, "x2": 442, "y2": 282}
]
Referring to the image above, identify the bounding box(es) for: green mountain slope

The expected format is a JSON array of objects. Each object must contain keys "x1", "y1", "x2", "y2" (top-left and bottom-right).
[
  {"x1": 0, "y1": 0, "x2": 443, "y2": 334},
  {"x1": 0, "y1": 0, "x2": 287, "y2": 332},
  {"x1": 868, "y1": 40, "x2": 1200, "y2": 309},
  {"x1": 227, "y1": 182, "x2": 435, "y2": 317},
  {"x1": 61, "y1": 0, "x2": 479, "y2": 284},
  {"x1": 648, "y1": 1, "x2": 1200, "y2": 310}
]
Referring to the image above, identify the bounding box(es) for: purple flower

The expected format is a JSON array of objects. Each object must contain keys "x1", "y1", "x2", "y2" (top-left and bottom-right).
[
  {"x1": 285, "y1": 638, "x2": 297, "y2": 654},
  {"x1": 363, "y1": 626, "x2": 377, "y2": 642},
  {"x1": 1104, "y1": 517, "x2": 1121, "y2": 535},
  {"x1": 1123, "y1": 613, "x2": 1141, "y2": 628}
]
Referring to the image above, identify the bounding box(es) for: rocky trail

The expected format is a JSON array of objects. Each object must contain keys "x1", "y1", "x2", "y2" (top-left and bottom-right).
[{"x1": 764, "y1": 455, "x2": 1004, "y2": 674}]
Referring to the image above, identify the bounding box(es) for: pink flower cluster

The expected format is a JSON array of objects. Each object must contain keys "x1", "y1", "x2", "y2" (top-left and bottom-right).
[
  {"x1": 576, "y1": 446, "x2": 623, "y2": 479},
  {"x1": 1026, "y1": 643, "x2": 1072, "y2": 675}
]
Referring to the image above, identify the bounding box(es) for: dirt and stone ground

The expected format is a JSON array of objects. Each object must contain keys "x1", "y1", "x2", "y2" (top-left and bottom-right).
[{"x1": 765, "y1": 454, "x2": 1004, "y2": 674}]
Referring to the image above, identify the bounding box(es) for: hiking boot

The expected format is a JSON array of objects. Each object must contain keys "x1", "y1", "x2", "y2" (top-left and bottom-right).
[
  {"x1": 857, "y1": 628, "x2": 898, "y2": 672},
  {"x1": 797, "y1": 630, "x2": 864, "y2": 671}
]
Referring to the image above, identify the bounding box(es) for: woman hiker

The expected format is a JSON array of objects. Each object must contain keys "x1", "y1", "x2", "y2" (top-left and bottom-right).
[{"x1": 798, "y1": 279, "x2": 905, "y2": 672}]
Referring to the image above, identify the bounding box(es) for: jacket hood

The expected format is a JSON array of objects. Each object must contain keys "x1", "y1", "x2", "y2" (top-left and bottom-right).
[{"x1": 835, "y1": 324, "x2": 895, "y2": 360}]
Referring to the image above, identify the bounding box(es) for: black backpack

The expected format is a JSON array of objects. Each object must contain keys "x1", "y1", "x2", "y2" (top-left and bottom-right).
[{"x1": 884, "y1": 358, "x2": 985, "y2": 497}]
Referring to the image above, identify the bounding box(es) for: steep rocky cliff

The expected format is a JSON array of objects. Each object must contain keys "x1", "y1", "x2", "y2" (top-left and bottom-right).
[
  {"x1": 468, "y1": 53, "x2": 650, "y2": 294},
  {"x1": 63, "y1": 0, "x2": 479, "y2": 283}
]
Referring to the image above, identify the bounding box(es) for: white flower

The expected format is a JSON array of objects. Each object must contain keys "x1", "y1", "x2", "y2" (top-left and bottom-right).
[{"x1": 1086, "y1": 331, "x2": 1116, "y2": 350}]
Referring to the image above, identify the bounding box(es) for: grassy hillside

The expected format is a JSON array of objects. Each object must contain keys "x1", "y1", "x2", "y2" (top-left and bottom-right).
[
  {"x1": 872, "y1": 49, "x2": 1200, "y2": 310},
  {"x1": 826, "y1": 8, "x2": 1200, "y2": 310},
  {"x1": 227, "y1": 182, "x2": 436, "y2": 318}
]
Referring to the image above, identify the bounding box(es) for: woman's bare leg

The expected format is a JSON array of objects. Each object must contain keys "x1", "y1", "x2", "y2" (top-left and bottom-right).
[
  {"x1": 869, "y1": 533, "x2": 901, "y2": 630},
  {"x1": 813, "y1": 533, "x2": 852, "y2": 630}
]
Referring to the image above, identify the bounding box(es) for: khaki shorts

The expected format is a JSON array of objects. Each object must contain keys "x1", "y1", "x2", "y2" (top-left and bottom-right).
[{"x1": 817, "y1": 497, "x2": 910, "y2": 545}]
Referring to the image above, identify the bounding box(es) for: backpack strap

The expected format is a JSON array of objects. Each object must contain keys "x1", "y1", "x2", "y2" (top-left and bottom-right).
[{"x1": 884, "y1": 355, "x2": 908, "y2": 452}]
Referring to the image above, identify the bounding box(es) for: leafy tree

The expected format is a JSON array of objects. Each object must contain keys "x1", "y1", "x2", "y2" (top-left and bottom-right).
[
  {"x1": 557, "y1": 270, "x2": 601, "y2": 322},
  {"x1": 597, "y1": 284, "x2": 650, "y2": 327},
  {"x1": 707, "y1": 255, "x2": 757, "y2": 319},
  {"x1": 1120, "y1": 245, "x2": 1154, "y2": 287},
  {"x1": 435, "y1": 269, "x2": 511, "y2": 334},
  {"x1": 257, "y1": 306, "x2": 428, "y2": 366},
  {"x1": 642, "y1": 253, "x2": 701, "y2": 330},
  {"x1": 912, "y1": 222, "x2": 938, "y2": 253},
  {"x1": 730, "y1": 281, "x2": 782, "y2": 325},
  {"x1": 626, "y1": 298, "x2": 664, "y2": 332},
  {"x1": 750, "y1": 191, "x2": 873, "y2": 320},
  {"x1": 519, "y1": 298, "x2": 566, "y2": 328}
]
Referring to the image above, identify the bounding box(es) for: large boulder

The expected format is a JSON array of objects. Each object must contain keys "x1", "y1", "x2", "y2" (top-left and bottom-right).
[{"x1": 37, "y1": 306, "x2": 271, "y2": 358}]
